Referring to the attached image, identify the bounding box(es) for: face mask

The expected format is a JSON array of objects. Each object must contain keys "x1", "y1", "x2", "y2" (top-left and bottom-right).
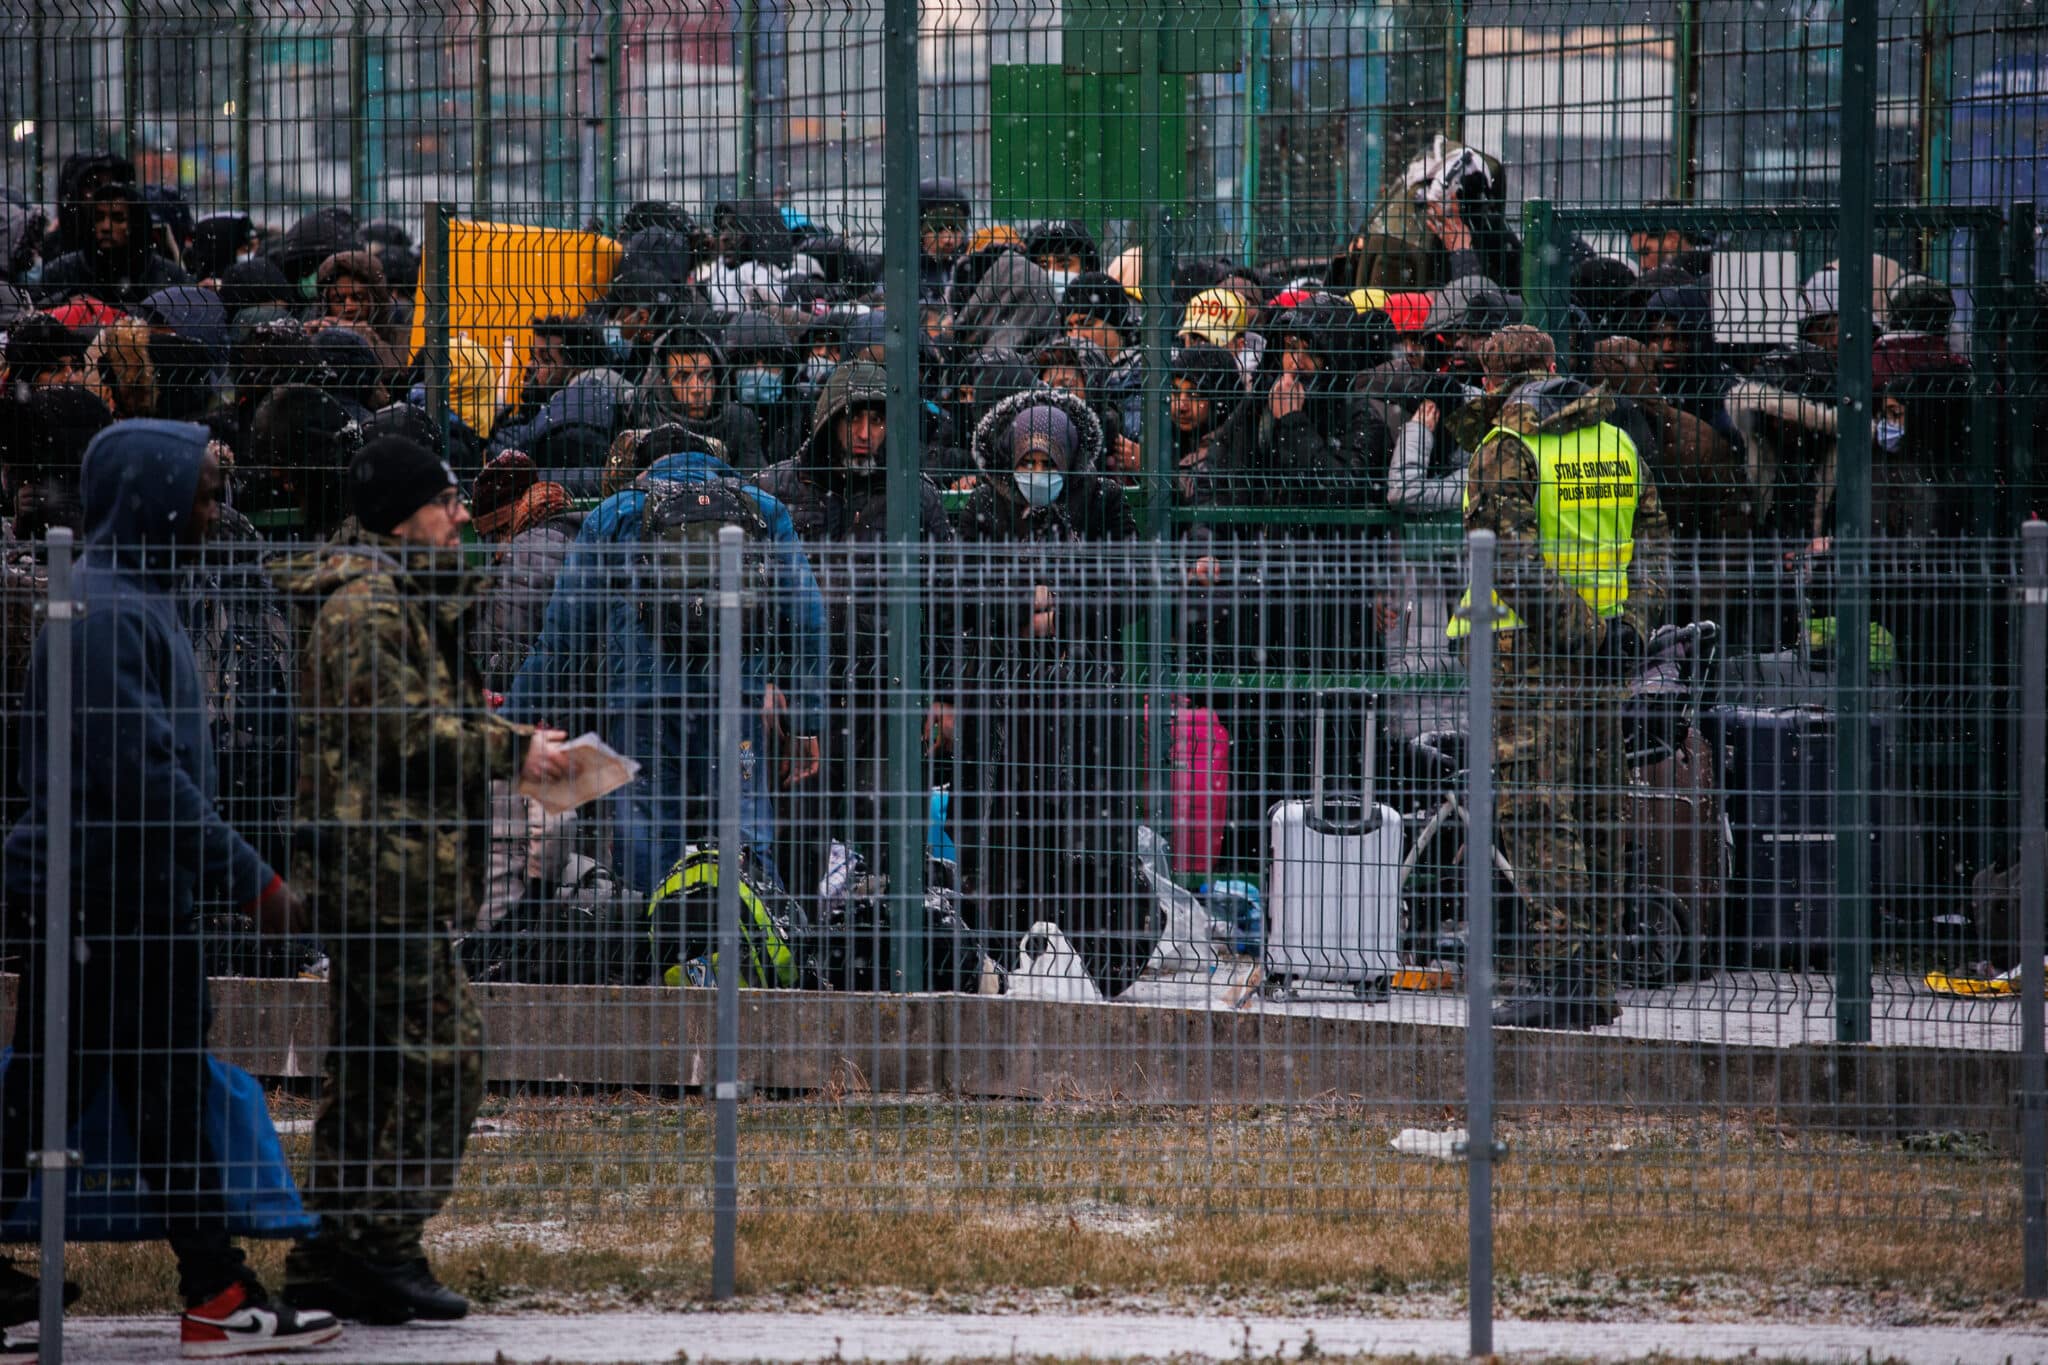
[
  {"x1": 601, "y1": 324, "x2": 629, "y2": 364},
  {"x1": 736, "y1": 369, "x2": 784, "y2": 406},
  {"x1": 1875, "y1": 419, "x2": 1905, "y2": 453},
  {"x1": 1015, "y1": 470, "x2": 1064, "y2": 509},
  {"x1": 1044, "y1": 270, "x2": 1075, "y2": 294},
  {"x1": 802, "y1": 356, "x2": 836, "y2": 386}
]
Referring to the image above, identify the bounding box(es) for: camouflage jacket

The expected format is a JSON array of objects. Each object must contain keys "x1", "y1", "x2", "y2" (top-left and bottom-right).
[
  {"x1": 269, "y1": 530, "x2": 529, "y2": 932},
  {"x1": 1463, "y1": 374, "x2": 1671, "y2": 662}
]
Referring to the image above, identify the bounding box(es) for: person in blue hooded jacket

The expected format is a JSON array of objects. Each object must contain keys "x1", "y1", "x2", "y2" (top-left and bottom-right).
[
  {"x1": 0, "y1": 420, "x2": 342, "y2": 1356},
  {"x1": 504, "y1": 447, "x2": 826, "y2": 893}
]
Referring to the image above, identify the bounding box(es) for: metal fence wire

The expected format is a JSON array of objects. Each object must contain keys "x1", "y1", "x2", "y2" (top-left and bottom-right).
[{"x1": 0, "y1": 0, "x2": 2043, "y2": 1360}]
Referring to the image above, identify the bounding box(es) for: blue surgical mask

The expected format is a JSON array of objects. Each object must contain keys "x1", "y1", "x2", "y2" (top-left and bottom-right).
[
  {"x1": 601, "y1": 324, "x2": 629, "y2": 364},
  {"x1": 736, "y1": 368, "x2": 785, "y2": 406},
  {"x1": 1875, "y1": 419, "x2": 1905, "y2": 452},
  {"x1": 1045, "y1": 270, "x2": 1075, "y2": 294},
  {"x1": 1015, "y1": 470, "x2": 1064, "y2": 509}
]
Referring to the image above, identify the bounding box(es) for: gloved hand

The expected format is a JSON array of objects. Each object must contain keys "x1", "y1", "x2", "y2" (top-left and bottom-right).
[{"x1": 1596, "y1": 618, "x2": 1645, "y2": 681}]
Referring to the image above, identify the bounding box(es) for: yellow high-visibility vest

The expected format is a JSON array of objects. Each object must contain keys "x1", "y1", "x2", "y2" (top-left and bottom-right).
[{"x1": 1448, "y1": 421, "x2": 1639, "y2": 637}]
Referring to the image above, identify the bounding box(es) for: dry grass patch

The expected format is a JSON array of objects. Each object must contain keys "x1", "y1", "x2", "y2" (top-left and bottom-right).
[{"x1": 45, "y1": 1093, "x2": 2024, "y2": 1317}]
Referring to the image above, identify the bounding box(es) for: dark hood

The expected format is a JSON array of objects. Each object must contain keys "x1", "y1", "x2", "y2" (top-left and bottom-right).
[
  {"x1": 54, "y1": 152, "x2": 135, "y2": 255},
  {"x1": 79, "y1": 180, "x2": 157, "y2": 279},
  {"x1": 954, "y1": 251, "x2": 1059, "y2": 356},
  {"x1": 186, "y1": 213, "x2": 256, "y2": 282},
  {"x1": 621, "y1": 225, "x2": 696, "y2": 284},
  {"x1": 274, "y1": 207, "x2": 361, "y2": 284},
  {"x1": 80, "y1": 417, "x2": 209, "y2": 583},
  {"x1": 140, "y1": 285, "x2": 230, "y2": 367},
  {"x1": 651, "y1": 326, "x2": 728, "y2": 413},
  {"x1": 1642, "y1": 285, "x2": 1712, "y2": 344},
  {"x1": 971, "y1": 386, "x2": 1104, "y2": 478},
  {"x1": 708, "y1": 198, "x2": 793, "y2": 268},
  {"x1": 795, "y1": 358, "x2": 887, "y2": 472},
  {"x1": 964, "y1": 347, "x2": 1038, "y2": 434}
]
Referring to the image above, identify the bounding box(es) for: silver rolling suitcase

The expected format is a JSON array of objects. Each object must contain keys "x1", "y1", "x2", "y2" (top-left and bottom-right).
[{"x1": 1265, "y1": 692, "x2": 1404, "y2": 999}]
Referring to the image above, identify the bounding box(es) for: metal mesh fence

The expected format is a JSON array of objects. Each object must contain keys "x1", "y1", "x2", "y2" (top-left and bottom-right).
[{"x1": 0, "y1": 0, "x2": 2042, "y2": 1359}]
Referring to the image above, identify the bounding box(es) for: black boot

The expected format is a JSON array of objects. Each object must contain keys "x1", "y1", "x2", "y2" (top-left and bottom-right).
[
  {"x1": 283, "y1": 1239, "x2": 414, "y2": 1327},
  {"x1": 303, "y1": 1245, "x2": 468, "y2": 1323},
  {"x1": 389, "y1": 1258, "x2": 469, "y2": 1322}
]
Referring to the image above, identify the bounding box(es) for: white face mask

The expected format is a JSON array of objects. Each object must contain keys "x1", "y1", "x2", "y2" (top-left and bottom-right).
[
  {"x1": 1875, "y1": 419, "x2": 1905, "y2": 453},
  {"x1": 1044, "y1": 270, "x2": 1075, "y2": 294},
  {"x1": 802, "y1": 356, "x2": 836, "y2": 386}
]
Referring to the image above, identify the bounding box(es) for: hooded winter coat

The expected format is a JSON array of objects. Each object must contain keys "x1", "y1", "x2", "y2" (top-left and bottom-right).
[
  {"x1": 962, "y1": 386, "x2": 1136, "y2": 546},
  {"x1": 637, "y1": 327, "x2": 766, "y2": 471},
  {"x1": 487, "y1": 366, "x2": 637, "y2": 466},
  {"x1": 35, "y1": 179, "x2": 191, "y2": 310},
  {"x1": 756, "y1": 360, "x2": 956, "y2": 552},
  {"x1": 502, "y1": 450, "x2": 826, "y2": 890},
  {"x1": 959, "y1": 388, "x2": 1135, "y2": 679},
  {"x1": 4, "y1": 420, "x2": 272, "y2": 926},
  {"x1": 952, "y1": 251, "x2": 1060, "y2": 357},
  {"x1": 42, "y1": 152, "x2": 134, "y2": 261},
  {"x1": 313, "y1": 250, "x2": 411, "y2": 382}
]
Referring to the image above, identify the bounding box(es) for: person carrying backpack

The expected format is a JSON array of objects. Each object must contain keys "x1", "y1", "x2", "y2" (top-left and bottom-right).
[{"x1": 505, "y1": 445, "x2": 826, "y2": 893}]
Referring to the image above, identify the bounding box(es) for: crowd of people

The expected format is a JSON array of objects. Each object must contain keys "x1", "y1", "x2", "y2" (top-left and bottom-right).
[
  {"x1": 0, "y1": 138, "x2": 2024, "y2": 1352},
  {"x1": 0, "y1": 142, "x2": 2012, "y2": 888}
]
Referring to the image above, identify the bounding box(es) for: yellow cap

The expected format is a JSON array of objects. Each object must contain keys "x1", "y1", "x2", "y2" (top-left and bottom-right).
[{"x1": 1181, "y1": 287, "x2": 1251, "y2": 346}]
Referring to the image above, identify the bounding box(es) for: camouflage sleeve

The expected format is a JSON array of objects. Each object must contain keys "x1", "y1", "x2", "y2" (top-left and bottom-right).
[
  {"x1": 313, "y1": 588, "x2": 527, "y2": 798},
  {"x1": 1463, "y1": 431, "x2": 1604, "y2": 657},
  {"x1": 1620, "y1": 462, "x2": 1672, "y2": 640}
]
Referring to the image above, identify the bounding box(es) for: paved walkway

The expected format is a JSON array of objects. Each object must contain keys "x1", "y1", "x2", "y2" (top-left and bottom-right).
[
  {"x1": 46, "y1": 1310, "x2": 2048, "y2": 1363},
  {"x1": 1036, "y1": 959, "x2": 2029, "y2": 1053}
]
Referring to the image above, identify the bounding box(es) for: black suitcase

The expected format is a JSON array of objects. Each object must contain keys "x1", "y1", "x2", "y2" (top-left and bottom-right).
[{"x1": 1708, "y1": 705, "x2": 1884, "y2": 970}]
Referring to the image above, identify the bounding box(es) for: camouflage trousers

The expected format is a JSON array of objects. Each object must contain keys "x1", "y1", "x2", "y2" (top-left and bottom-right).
[
  {"x1": 1489, "y1": 630, "x2": 1629, "y2": 992},
  {"x1": 286, "y1": 925, "x2": 485, "y2": 1275}
]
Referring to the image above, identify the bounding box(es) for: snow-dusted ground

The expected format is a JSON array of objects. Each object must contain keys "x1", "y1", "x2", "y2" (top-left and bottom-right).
[
  {"x1": 1012, "y1": 923, "x2": 2026, "y2": 1053},
  {"x1": 43, "y1": 1308, "x2": 2048, "y2": 1364}
]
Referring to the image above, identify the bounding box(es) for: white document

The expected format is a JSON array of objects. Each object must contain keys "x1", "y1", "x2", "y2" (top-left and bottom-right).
[{"x1": 515, "y1": 732, "x2": 641, "y2": 816}]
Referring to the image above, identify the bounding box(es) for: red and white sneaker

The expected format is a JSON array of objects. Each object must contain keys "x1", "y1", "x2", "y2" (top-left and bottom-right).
[{"x1": 180, "y1": 1281, "x2": 342, "y2": 1359}]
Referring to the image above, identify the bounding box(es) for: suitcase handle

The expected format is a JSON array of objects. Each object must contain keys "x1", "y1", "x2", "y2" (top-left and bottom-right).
[{"x1": 1309, "y1": 689, "x2": 1379, "y2": 833}]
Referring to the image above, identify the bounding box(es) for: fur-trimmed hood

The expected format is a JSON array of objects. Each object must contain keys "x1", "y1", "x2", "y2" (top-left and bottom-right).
[{"x1": 971, "y1": 385, "x2": 1104, "y2": 477}]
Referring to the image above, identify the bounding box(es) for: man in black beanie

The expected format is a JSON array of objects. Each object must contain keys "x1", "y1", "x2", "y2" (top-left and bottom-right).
[{"x1": 267, "y1": 436, "x2": 571, "y2": 1325}]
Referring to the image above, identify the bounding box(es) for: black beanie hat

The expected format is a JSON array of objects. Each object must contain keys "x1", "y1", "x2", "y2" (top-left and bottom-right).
[{"x1": 349, "y1": 436, "x2": 457, "y2": 535}]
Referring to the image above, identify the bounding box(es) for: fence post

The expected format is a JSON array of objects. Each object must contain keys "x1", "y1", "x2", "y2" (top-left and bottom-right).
[
  {"x1": 121, "y1": 0, "x2": 140, "y2": 164},
  {"x1": 2011, "y1": 203, "x2": 2038, "y2": 532},
  {"x1": 2021, "y1": 520, "x2": 2047, "y2": 1298},
  {"x1": 1670, "y1": 0, "x2": 1698, "y2": 201},
  {"x1": 233, "y1": 0, "x2": 253, "y2": 211},
  {"x1": 738, "y1": 0, "x2": 759, "y2": 199},
  {"x1": 423, "y1": 202, "x2": 452, "y2": 462},
  {"x1": 473, "y1": 0, "x2": 494, "y2": 215},
  {"x1": 1444, "y1": 0, "x2": 1465, "y2": 141},
  {"x1": 1834, "y1": 0, "x2": 1877, "y2": 1044},
  {"x1": 600, "y1": 0, "x2": 620, "y2": 222},
  {"x1": 1463, "y1": 529, "x2": 1497, "y2": 1360},
  {"x1": 881, "y1": 0, "x2": 926, "y2": 993},
  {"x1": 712, "y1": 526, "x2": 743, "y2": 1300},
  {"x1": 38, "y1": 528, "x2": 77, "y2": 1365},
  {"x1": 29, "y1": 6, "x2": 46, "y2": 206}
]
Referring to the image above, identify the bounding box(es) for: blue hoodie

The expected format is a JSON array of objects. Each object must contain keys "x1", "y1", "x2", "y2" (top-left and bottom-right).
[
  {"x1": 503, "y1": 448, "x2": 825, "y2": 889},
  {"x1": 4, "y1": 420, "x2": 273, "y2": 926}
]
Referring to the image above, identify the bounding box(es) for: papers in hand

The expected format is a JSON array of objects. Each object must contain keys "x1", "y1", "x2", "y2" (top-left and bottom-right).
[{"x1": 516, "y1": 732, "x2": 641, "y2": 815}]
